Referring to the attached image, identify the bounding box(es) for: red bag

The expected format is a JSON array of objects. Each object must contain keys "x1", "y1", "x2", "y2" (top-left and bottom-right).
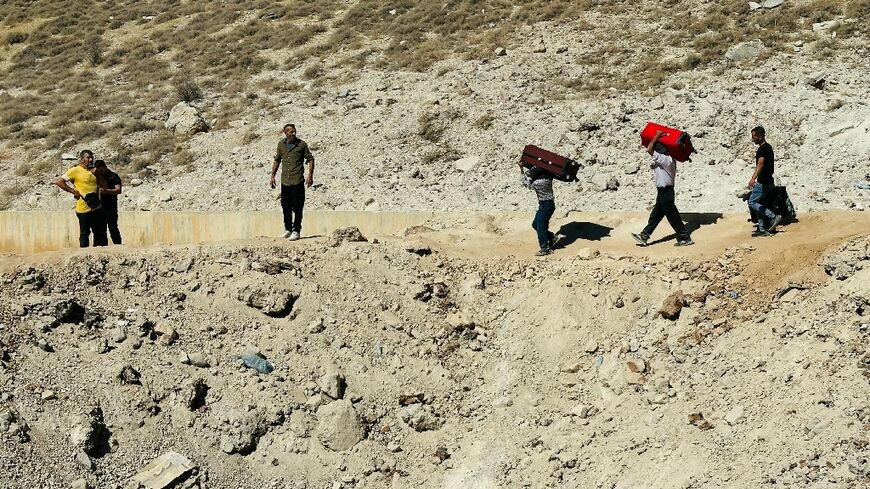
[{"x1": 640, "y1": 122, "x2": 695, "y2": 162}]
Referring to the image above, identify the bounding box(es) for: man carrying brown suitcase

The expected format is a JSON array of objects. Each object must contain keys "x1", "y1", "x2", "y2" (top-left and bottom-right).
[{"x1": 519, "y1": 163, "x2": 556, "y2": 256}]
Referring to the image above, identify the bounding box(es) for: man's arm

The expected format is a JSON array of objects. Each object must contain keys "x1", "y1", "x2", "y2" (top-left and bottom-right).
[
  {"x1": 747, "y1": 157, "x2": 764, "y2": 188},
  {"x1": 646, "y1": 130, "x2": 665, "y2": 156},
  {"x1": 305, "y1": 158, "x2": 315, "y2": 188},
  {"x1": 103, "y1": 184, "x2": 121, "y2": 195},
  {"x1": 55, "y1": 176, "x2": 80, "y2": 198},
  {"x1": 270, "y1": 159, "x2": 279, "y2": 189}
]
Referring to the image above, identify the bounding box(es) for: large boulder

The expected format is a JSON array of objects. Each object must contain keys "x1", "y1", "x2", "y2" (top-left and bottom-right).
[{"x1": 165, "y1": 102, "x2": 207, "y2": 135}]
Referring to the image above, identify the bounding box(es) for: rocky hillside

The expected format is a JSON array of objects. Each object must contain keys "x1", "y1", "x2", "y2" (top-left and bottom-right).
[
  {"x1": 1, "y1": 0, "x2": 868, "y2": 214},
  {"x1": 1, "y1": 225, "x2": 868, "y2": 488}
]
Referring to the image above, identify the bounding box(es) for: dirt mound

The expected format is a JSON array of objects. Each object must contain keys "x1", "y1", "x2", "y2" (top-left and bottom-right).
[{"x1": 1, "y1": 213, "x2": 868, "y2": 488}]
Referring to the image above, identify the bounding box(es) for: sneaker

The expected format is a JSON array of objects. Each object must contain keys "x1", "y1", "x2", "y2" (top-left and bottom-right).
[
  {"x1": 549, "y1": 233, "x2": 560, "y2": 248},
  {"x1": 674, "y1": 238, "x2": 695, "y2": 247},
  {"x1": 535, "y1": 248, "x2": 552, "y2": 256},
  {"x1": 767, "y1": 215, "x2": 782, "y2": 233},
  {"x1": 631, "y1": 233, "x2": 649, "y2": 247},
  {"x1": 752, "y1": 228, "x2": 771, "y2": 237},
  {"x1": 287, "y1": 231, "x2": 300, "y2": 241},
  {"x1": 281, "y1": 230, "x2": 292, "y2": 239}
]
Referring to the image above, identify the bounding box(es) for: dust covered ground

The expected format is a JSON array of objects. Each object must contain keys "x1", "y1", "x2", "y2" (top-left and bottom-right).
[{"x1": 1, "y1": 212, "x2": 869, "y2": 489}]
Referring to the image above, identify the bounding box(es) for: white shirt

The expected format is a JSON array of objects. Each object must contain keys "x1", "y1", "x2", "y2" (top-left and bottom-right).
[{"x1": 651, "y1": 151, "x2": 676, "y2": 188}]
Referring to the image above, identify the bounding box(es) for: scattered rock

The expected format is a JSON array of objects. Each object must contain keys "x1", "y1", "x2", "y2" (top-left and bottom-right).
[
  {"x1": 184, "y1": 352, "x2": 210, "y2": 368},
  {"x1": 118, "y1": 365, "x2": 141, "y2": 385},
  {"x1": 179, "y1": 378, "x2": 209, "y2": 410},
  {"x1": 319, "y1": 370, "x2": 347, "y2": 400},
  {"x1": 660, "y1": 291, "x2": 687, "y2": 320},
  {"x1": 401, "y1": 404, "x2": 441, "y2": 432},
  {"x1": 328, "y1": 227, "x2": 368, "y2": 247},
  {"x1": 434, "y1": 446, "x2": 451, "y2": 462},
  {"x1": 240, "y1": 354, "x2": 274, "y2": 374},
  {"x1": 316, "y1": 400, "x2": 365, "y2": 451},
  {"x1": 237, "y1": 285, "x2": 298, "y2": 318},
  {"x1": 584, "y1": 340, "x2": 599, "y2": 353},
  {"x1": 69, "y1": 406, "x2": 109, "y2": 457},
  {"x1": 626, "y1": 358, "x2": 647, "y2": 373},
  {"x1": 725, "y1": 405, "x2": 745, "y2": 425},
  {"x1": 804, "y1": 71, "x2": 827, "y2": 89},
  {"x1": 493, "y1": 397, "x2": 513, "y2": 408},
  {"x1": 153, "y1": 324, "x2": 178, "y2": 345},
  {"x1": 130, "y1": 451, "x2": 196, "y2": 489},
  {"x1": 812, "y1": 20, "x2": 838, "y2": 32},
  {"x1": 70, "y1": 478, "x2": 91, "y2": 489},
  {"x1": 494, "y1": 47, "x2": 507, "y2": 56},
  {"x1": 726, "y1": 40, "x2": 764, "y2": 61},
  {"x1": 689, "y1": 412, "x2": 713, "y2": 430},
  {"x1": 307, "y1": 318, "x2": 325, "y2": 333},
  {"x1": 111, "y1": 326, "x2": 127, "y2": 343},
  {"x1": 454, "y1": 156, "x2": 481, "y2": 172},
  {"x1": 576, "y1": 247, "x2": 600, "y2": 260}
]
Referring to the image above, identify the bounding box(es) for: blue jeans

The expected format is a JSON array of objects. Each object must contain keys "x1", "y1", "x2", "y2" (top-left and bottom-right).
[
  {"x1": 748, "y1": 183, "x2": 775, "y2": 229},
  {"x1": 532, "y1": 200, "x2": 555, "y2": 251}
]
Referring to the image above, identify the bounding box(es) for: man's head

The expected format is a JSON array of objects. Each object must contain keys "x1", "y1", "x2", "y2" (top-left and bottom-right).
[
  {"x1": 751, "y1": 126, "x2": 766, "y2": 145},
  {"x1": 283, "y1": 123, "x2": 296, "y2": 139},
  {"x1": 93, "y1": 159, "x2": 107, "y2": 176},
  {"x1": 653, "y1": 142, "x2": 669, "y2": 155},
  {"x1": 78, "y1": 149, "x2": 94, "y2": 169}
]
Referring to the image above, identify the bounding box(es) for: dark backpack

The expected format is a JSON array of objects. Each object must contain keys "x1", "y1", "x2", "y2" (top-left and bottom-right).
[{"x1": 82, "y1": 192, "x2": 101, "y2": 209}]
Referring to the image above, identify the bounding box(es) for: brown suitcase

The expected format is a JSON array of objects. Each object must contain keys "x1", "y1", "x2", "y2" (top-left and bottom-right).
[{"x1": 520, "y1": 145, "x2": 580, "y2": 182}]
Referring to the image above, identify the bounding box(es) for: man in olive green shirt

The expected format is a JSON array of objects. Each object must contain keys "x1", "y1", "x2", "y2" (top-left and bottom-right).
[{"x1": 270, "y1": 123, "x2": 314, "y2": 240}]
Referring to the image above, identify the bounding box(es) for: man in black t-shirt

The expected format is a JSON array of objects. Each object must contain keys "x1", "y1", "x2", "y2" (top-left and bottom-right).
[
  {"x1": 94, "y1": 160, "x2": 123, "y2": 245},
  {"x1": 747, "y1": 126, "x2": 781, "y2": 236}
]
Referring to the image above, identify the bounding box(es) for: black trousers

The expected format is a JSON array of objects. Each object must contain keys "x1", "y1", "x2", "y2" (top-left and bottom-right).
[
  {"x1": 281, "y1": 183, "x2": 305, "y2": 232},
  {"x1": 76, "y1": 210, "x2": 108, "y2": 248},
  {"x1": 641, "y1": 186, "x2": 689, "y2": 240},
  {"x1": 103, "y1": 204, "x2": 122, "y2": 244}
]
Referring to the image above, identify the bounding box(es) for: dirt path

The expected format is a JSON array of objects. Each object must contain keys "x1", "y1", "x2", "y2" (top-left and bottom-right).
[{"x1": 399, "y1": 210, "x2": 870, "y2": 302}]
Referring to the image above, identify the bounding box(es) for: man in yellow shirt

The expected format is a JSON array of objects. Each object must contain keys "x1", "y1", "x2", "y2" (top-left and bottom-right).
[{"x1": 54, "y1": 150, "x2": 108, "y2": 247}]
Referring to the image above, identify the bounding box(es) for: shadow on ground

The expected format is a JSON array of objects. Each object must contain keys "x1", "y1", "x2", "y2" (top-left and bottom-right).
[
  {"x1": 647, "y1": 212, "x2": 724, "y2": 245},
  {"x1": 553, "y1": 222, "x2": 613, "y2": 249}
]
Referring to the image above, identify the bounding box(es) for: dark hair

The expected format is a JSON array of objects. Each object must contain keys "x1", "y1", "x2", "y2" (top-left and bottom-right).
[
  {"x1": 93, "y1": 159, "x2": 107, "y2": 168},
  {"x1": 283, "y1": 123, "x2": 296, "y2": 130},
  {"x1": 79, "y1": 149, "x2": 93, "y2": 159},
  {"x1": 653, "y1": 142, "x2": 669, "y2": 155},
  {"x1": 751, "y1": 126, "x2": 765, "y2": 137},
  {"x1": 527, "y1": 166, "x2": 552, "y2": 181}
]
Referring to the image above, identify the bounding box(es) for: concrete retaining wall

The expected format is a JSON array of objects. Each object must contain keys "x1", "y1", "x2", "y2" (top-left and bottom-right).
[{"x1": 0, "y1": 211, "x2": 442, "y2": 254}]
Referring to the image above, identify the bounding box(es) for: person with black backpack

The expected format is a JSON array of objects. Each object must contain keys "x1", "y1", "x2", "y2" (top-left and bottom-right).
[
  {"x1": 519, "y1": 163, "x2": 557, "y2": 256},
  {"x1": 747, "y1": 126, "x2": 782, "y2": 237}
]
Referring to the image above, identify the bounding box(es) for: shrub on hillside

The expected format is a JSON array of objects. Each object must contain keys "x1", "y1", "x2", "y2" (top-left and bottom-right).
[
  {"x1": 5, "y1": 32, "x2": 27, "y2": 45},
  {"x1": 175, "y1": 79, "x2": 203, "y2": 103}
]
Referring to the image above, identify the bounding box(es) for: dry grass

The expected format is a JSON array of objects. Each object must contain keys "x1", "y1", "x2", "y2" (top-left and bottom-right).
[{"x1": 0, "y1": 0, "x2": 866, "y2": 173}]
